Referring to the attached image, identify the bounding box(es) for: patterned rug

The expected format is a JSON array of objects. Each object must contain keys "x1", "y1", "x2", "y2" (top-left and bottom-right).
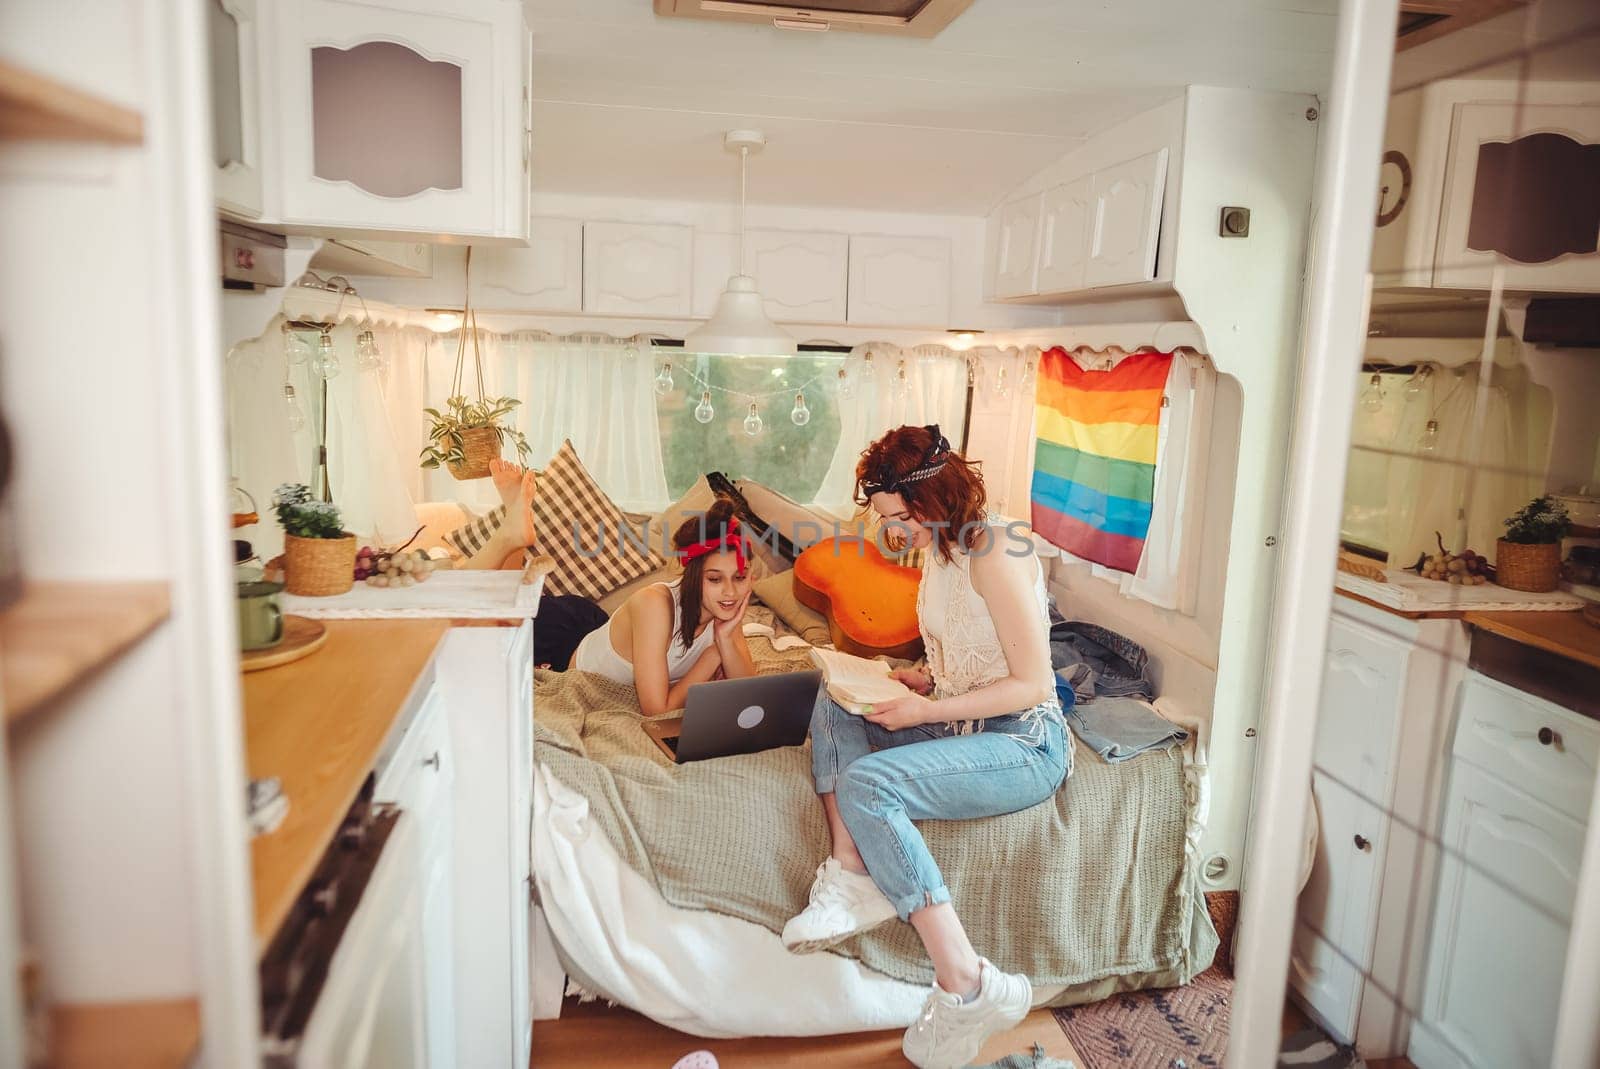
[{"x1": 1051, "y1": 892, "x2": 1236, "y2": 1069}]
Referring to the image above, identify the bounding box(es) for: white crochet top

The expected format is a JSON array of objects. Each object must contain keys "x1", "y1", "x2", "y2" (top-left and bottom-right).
[{"x1": 917, "y1": 520, "x2": 1058, "y2": 734}]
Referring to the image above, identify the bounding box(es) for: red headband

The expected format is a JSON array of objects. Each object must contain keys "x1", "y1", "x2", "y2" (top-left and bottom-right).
[{"x1": 679, "y1": 516, "x2": 749, "y2": 573}]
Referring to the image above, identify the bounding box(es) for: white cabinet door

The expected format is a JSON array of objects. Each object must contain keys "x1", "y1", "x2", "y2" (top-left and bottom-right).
[
  {"x1": 1034, "y1": 177, "x2": 1093, "y2": 294},
  {"x1": 1290, "y1": 922, "x2": 1363, "y2": 1043},
  {"x1": 269, "y1": 0, "x2": 527, "y2": 240},
  {"x1": 1315, "y1": 614, "x2": 1409, "y2": 801},
  {"x1": 1434, "y1": 102, "x2": 1600, "y2": 292},
  {"x1": 746, "y1": 230, "x2": 848, "y2": 323},
  {"x1": 472, "y1": 218, "x2": 584, "y2": 312},
  {"x1": 1409, "y1": 760, "x2": 1586, "y2": 1069},
  {"x1": 582, "y1": 222, "x2": 694, "y2": 316},
  {"x1": 210, "y1": 0, "x2": 263, "y2": 219},
  {"x1": 1300, "y1": 773, "x2": 1387, "y2": 965},
  {"x1": 847, "y1": 235, "x2": 952, "y2": 327},
  {"x1": 992, "y1": 193, "x2": 1043, "y2": 298},
  {"x1": 692, "y1": 231, "x2": 739, "y2": 318},
  {"x1": 1084, "y1": 148, "x2": 1168, "y2": 288}
]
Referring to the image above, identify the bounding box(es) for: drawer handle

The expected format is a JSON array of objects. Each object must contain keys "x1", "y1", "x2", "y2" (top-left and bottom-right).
[
  {"x1": 423, "y1": 750, "x2": 441, "y2": 771},
  {"x1": 1538, "y1": 727, "x2": 1560, "y2": 747},
  {"x1": 1353, "y1": 834, "x2": 1372, "y2": 852}
]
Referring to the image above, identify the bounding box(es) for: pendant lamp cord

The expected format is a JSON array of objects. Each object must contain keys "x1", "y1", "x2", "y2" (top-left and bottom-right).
[{"x1": 738, "y1": 146, "x2": 748, "y2": 277}]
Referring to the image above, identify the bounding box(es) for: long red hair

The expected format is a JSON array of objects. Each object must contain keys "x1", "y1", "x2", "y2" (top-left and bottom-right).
[{"x1": 853, "y1": 425, "x2": 986, "y2": 564}]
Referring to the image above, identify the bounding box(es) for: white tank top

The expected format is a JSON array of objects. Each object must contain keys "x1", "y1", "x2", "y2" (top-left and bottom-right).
[
  {"x1": 917, "y1": 520, "x2": 1057, "y2": 733},
  {"x1": 571, "y1": 581, "x2": 716, "y2": 686}
]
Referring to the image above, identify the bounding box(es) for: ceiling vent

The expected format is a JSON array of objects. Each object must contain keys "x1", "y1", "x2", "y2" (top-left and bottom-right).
[
  {"x1": 653, "y1": 0, "x2": 972, "y2": 38},
  {"x1": 1395, "y1": 0, "x2": 1532, "y2": 51}
]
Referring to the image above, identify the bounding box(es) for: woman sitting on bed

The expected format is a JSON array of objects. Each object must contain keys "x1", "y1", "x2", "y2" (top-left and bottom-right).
[
  {"x1": 782, "y1": 424, "x2": 1069, "y2": 1069},
  {"x1": 570, "y1": 496, "x2": 758, "y2": 717}
]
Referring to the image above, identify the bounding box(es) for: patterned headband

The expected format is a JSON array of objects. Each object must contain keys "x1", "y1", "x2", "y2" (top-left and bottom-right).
[
  {"x1": 862, "y1": 425, "x2": 951, "y2": 497},
  {"x1": 679, "y1": 515, "x2": 749, "y2": 573}
]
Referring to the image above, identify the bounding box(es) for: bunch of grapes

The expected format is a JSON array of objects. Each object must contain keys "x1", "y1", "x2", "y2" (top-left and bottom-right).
[
  {"x1": 1417, "y1": 532, "x2": 1490, "y2": 585},
  {"x1": 354, "y1": 545, "x2": 437, "y2": 588}
]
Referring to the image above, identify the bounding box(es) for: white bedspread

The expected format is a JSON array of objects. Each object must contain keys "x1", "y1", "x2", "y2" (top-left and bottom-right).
[{"x1": 531, "y1": 763, "x2": 935, "y2": 1037}]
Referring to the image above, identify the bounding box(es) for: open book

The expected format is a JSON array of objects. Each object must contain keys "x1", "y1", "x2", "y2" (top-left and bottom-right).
[{"x1": 808, "y1": 648, "x2": 913, "y2": 715}]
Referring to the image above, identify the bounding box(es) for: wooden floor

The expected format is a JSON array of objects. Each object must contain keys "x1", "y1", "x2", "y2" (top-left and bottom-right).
[
  {"x1": 532, "y1": 997, "x2": 1080, "y2": 1068},
  {"x1": 532, "y1": 987, "x2": 1420, "y2": 1068}
]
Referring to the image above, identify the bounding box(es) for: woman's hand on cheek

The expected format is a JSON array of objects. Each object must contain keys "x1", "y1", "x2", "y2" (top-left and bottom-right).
[
  {"x1": 713, "y1": 590, "x2": 750, "y2": 644},
  {"x1": 865, "y1": 693, "x2": 935, "y2": 731}
]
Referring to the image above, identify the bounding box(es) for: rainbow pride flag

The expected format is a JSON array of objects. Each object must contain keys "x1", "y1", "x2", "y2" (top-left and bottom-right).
[{"x1": 1030, "y1": 347, "x2": 1173, "y2": 572}]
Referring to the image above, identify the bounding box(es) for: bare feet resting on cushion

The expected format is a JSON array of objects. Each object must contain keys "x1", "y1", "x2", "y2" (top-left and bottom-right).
[
  {"x1": 461, "y1": 468, "x2": 537, "y2": 569},
  {"x1": 489, "y1": 457, "x2": 525, "y2": 509}
]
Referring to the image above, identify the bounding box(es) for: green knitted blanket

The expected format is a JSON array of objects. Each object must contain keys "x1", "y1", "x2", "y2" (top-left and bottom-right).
[{"x1": 532, "y1": 637, "x2": 1217, "y2": 1003}]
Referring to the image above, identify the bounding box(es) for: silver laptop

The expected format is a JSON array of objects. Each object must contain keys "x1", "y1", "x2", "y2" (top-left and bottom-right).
[{"x1": 651, "y1": 670, "x2": 822, "y2": 763}]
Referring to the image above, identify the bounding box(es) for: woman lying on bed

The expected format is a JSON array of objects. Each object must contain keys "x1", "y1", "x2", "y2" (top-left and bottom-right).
[
  {"x1": 569, "y1": 496, "x2": 758, "y2": 717},
  {"x1": 782, "y1": 424, "x2": 1069, "y2": 1069}
]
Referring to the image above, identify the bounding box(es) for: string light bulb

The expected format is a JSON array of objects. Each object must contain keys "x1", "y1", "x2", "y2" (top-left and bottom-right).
[
  {"x1": 654, "y1": 361, "x2": 674, "y2": 396},
  {"x1": 743, "y1": 402, "x2": 763, "y2": 437},
  {"x1": 1419, "y1": 419, "x2": 1440, "y2": 454},
  {"x1": 694, "y1": 390, "x2": 715, "y2": 424},
  {"x1": 967, "y1": 358, "x2": 977, "y2": 388},
  {"x1": 1405, "y1": 365, "x2": 1432, "y2": 400},
  {"x1": 1359, "y1": 372, "x2": 1384, "y2": 413},
  {"x1": 1021, "y1": 357, "x2": 1036, "y2": 391},
  {"x1": 355, "y1": 325, "x2": 382, "y2": 371},
  {"x1": 790, "y1": 392, "x2": 810, "y2": 426},
  {"x1": 836, "y1": 367, "x2": 854, "y2": 400},
  {"x1": 994, "y1": 364, "x2": 1010, "y2": 399},
  {"x1": 313, "y1": 330, "x2": 340, "y2": 380},
  {"x1": 891, "y1": 359, "x2": 910, "y2": 399},
  {"x1": 284, "y1": 383, "x2": 306, "y2": 432}
]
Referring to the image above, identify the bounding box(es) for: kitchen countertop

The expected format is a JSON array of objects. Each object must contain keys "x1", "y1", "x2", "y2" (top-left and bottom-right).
[
  {"x1": 1463, "y1": 609, "x2": 1600, "y2": 672},
  {"x1": 242, "y1": 618, "x2": 451, "y2": 950}
]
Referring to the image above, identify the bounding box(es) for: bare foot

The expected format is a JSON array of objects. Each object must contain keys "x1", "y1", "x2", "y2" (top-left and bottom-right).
[
  {"x1": 489, "y1": 457, "x2": 523, "y2": 508},
  {"x1": 512, "y1": 469, "x2": 537, "y2": 546}
]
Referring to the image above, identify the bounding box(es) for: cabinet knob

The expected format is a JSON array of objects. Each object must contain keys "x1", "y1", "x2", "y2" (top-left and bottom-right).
[
  {"x1": 1353, "y1": 834, "x2": 1372, "y2": 852},
  {"x1": 1538, "y1": 727, "x2": 1558, "y2": 747},
  {"x1": 423, "y1": 750, "x2": 441, "y2": 771}
]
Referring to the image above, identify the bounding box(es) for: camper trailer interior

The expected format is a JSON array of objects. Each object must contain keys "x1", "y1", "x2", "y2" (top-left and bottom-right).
[{"x1": 0, "y1": 0, "x2": 1597, "y2": 1067}]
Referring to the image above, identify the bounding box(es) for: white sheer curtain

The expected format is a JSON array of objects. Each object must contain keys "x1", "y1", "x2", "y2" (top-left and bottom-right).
[
  {"x1": 225, "y1": 317, "x2": 417, "y2": 558},
  {"x1": 386, "y1": 329, "x2": 671, "y2": 513},
  {"x1": 815, "y1": 344, "x2": 969, "y2": 513}
]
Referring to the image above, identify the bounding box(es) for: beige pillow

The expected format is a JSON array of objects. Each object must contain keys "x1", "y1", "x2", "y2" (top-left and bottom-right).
[
  {"x1": 649, "y1": 476, "x2": 718, "y2": 554},
  {"x1": 753, "y1": 571, "x2": 832, "y2": 647}
]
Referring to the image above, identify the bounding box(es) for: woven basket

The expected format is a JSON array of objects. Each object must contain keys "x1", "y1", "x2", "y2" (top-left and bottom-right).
[
  {"x1": 1495, "y1": 539, "x2": 1562, "y2": 593},
  {"x1": 449, "y1": 425, "x2": 502, "y2": 481},
  {"x1": 283, "y1": 533, "x2": 357, "y2": 596}
]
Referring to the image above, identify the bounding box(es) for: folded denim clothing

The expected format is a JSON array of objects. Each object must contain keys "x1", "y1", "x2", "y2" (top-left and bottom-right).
[
  {"x1": 1066, "y1": 696, "x2": 1187, "y2": 763},
  {"x1": 1049, "y1": 621, "x2": 1155, "y2": 702},
  {"x1": 973, "y1": 1044, "x2": 1078, "y2": 1069}
]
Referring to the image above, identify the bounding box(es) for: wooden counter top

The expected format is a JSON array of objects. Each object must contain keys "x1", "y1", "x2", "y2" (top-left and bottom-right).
[
  {"x1": 243, "y1": 618, "x2": 451, "y2": 950},
  {"x1": 1464, "y1": 609, "x2": 1600, "y2": 672}
]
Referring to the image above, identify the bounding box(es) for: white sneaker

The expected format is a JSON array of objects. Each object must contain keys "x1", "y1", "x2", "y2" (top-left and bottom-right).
[
  {"x1": 781, "y1": 858, "x2": 897, "y2": 953},
  {"x1": 901, "y1": 959, "x2": 1032, "y2": 1069}
]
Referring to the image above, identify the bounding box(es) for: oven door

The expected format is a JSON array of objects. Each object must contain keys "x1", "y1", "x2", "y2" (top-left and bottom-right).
[{"x1": 296, "y1": 815, "x2": 428, "y2": 1069}]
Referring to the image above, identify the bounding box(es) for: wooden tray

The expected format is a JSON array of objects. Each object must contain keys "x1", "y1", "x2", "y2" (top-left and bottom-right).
[{"x1": 241, "y1": 615, "x2": 327, "y2": 672}]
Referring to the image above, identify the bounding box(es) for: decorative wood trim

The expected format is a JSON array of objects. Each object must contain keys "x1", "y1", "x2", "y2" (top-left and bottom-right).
[
  {"x1": 1464, "y1": 609, "x2": 1600, "y2": 671},
  {"x1": 2, "y1": 582, "x2": 171, "y2": 729},
  {"x1": 0, "y1": 61, "x2": 144, "y2": 144}
]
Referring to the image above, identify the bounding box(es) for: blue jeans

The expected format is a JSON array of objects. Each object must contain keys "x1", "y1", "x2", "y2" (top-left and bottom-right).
[{"x1": 810, "y1": 690, "x2": 1072, "y2": 920}]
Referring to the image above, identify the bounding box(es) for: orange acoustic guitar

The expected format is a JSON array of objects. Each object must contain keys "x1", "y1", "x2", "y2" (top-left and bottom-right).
[{"x1": 793, "y1": 536, "x2": 924, "y2": 661}]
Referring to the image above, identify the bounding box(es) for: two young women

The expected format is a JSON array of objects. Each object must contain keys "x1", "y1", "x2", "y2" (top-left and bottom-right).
[{"x1": 561, "y1": 427, "x2": 1068, "y2": 1069}]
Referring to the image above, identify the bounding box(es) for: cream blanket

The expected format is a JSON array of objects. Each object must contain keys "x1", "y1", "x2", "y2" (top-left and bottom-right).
[{"x1": 532, "y1": 638, "x2": 1217, "y2": 1002}]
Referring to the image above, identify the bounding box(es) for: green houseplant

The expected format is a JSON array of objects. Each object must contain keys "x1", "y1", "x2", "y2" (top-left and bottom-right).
[
  {"x1": 1496, "y1": 495, "x2": 1571, "y2": 592},
  {"x1": 273, "y1": 483, "x2": 356, "y2": 596},
  {"x1": 419, "y1": 393, "x2": 531, "y2": 480}
]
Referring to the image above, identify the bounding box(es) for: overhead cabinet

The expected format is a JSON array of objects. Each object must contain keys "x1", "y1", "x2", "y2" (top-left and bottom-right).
[
  {"x1": 988, "y1": 147, "x2": 1168, "y2": 300},
  {"x1": 1371, "y1": 81, "x2": 1600, "y2": 293},
  {"x1": 471, "y1": 218, "x2": 584, "y2": 312},
  {"x1": 583, "y1": 222, "x2": 694, "y2": 317},
  {"x1": 253, "y1": 0, "x2": 530, "y2": 242},
  {"x1": 847, "y1": 235, "x2": 951, "y2": 327},
  {"x1": 210, "y1": 0, "x2": 264, "y2": 219}
]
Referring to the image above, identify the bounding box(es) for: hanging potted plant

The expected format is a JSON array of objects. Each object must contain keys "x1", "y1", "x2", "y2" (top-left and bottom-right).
[
  {"x1": 273, "y1": 483, "x2": 357, "y2": 596},
  {"x1": 1495, "y1": 495, "x2": 1571, "y2": 592},
  {"x1": 418, "y1": 250, "x2": 531, "y2": 480}
]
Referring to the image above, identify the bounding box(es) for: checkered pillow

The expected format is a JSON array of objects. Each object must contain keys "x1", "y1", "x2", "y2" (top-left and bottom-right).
[
  {"x1": 443, "y1": 505, "x2": 508, "y2": 559},
  {"x1": 530, "y1": 441, "x2": 664, "y2": 599}
]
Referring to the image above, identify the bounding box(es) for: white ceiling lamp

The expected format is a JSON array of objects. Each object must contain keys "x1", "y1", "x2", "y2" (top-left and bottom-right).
[{"x1": 684, "y1": 130, "x2": 797, "y2": 357}]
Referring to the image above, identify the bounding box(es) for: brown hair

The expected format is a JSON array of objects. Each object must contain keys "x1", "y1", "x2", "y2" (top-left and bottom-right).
[
  {"x1": 671, "y1": 496, "x2": 743, "y2": 649},
  {"x1": 854, "y1": 425, "x2": 986, "y2": 564}
]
